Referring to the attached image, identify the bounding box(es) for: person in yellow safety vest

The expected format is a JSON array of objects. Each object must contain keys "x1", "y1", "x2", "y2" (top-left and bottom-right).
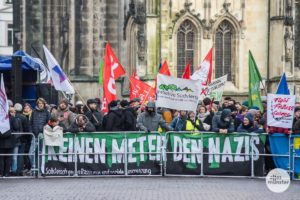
[{"x1": 184, "y1": 111, "x2": 205, "y2": 131}]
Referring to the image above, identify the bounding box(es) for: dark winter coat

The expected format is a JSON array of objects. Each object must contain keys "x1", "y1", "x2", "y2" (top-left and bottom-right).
[
  {"x1": 0, "y1": 130, "x2": 15, "y2": 149},
  {"x1": 103, "y1": 109, "x2": 125, "y2": 132},
  {"x1": 85, "y1": 110, "x2": 104, "y2": 131},
  {"x1": 68, "y1": 115, "x2": 96, "y2": 133},
  {"x1": 211, "y1": 109, "x2": 235, "y2": 133},
  {"x1": 31, "y1": 108, "x2": 51, "y2": 137},
  {"x1": 122, "y1": 107, "x2": 137, "y2": 131}
]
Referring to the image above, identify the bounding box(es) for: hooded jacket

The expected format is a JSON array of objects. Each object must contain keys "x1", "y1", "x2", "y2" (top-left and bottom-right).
[
  {"x1": 122, "y1": 107, "x2": 137, "y2": 131},
  {"x1": 103, "y1": 109, "x2": 125, "y2": 131},
  {"x1": 211, "y1": 109, "x2": 235, "y2": 133},
  {"x1": 237, "y1": 113, "x2": 261, "y2": 133},
  {"x1": 137, "y1": 110, "x2": 173, "y2": 132}
]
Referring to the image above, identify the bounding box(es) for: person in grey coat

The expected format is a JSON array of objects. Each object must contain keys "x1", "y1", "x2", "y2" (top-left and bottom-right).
[
  {"x1": 137, "y1": 101, "x2": 173, "y2": 132},
  {"x1": 211, "y1": 109, "x2": 235, "y2": 133}
]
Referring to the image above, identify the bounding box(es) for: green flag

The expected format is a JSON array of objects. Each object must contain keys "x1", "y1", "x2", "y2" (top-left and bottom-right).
[
  {"x1": 98, "y1": 58, "x2": 104, "y2": 85},
  {"x1": 248, "y1": 50, "x2": 263, "y2": 111}
]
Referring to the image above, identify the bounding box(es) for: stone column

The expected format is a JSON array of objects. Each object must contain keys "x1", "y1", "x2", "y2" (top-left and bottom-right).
[
  {"x1": 80, "y1": 0, "x2": 94, "y2": 76},
  {"x1": 93, "y1": 0, "x2": 101, "y2": 75}
]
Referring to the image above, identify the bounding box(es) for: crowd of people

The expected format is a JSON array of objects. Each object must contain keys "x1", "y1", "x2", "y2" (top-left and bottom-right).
[{"x1": 1, "y1": 95, "x2": 300, "y2": 177}]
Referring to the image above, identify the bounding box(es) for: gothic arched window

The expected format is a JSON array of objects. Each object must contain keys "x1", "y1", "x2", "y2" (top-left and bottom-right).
[
  {"x1": 177, "y1": 20, "x2": 196, "y2": 77},
  {"x1": 215, "y1": 20, "x2": 234, "y2": 81}
]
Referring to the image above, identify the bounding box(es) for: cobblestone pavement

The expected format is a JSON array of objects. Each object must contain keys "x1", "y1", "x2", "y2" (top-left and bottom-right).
[{"x1": 0, "y1": 177, "x2": 299, "y2": 200}]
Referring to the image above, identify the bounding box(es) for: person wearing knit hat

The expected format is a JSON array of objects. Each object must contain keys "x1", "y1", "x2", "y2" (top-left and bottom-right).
[
  {"x1": 85, "y1": 98, "x2": 103, "y2": 131},
  {"x1": 75, "y1": 101, "x2": 83, "y2": 106},
  {"x1": 102, "y1": 100, "x2": 125, "y2": 131},
  {"x1": 14, "y1": 103, "x2": 23, "y2": 112},
  {"x1": 120, "y1": 99, "x2": 137, "y2": 131},
  {"x1": 8, "y1": 99, "x2": 13, "y2": 107},
  {"x1": 55, "y1": 98, "x2": 76, "y2": 131},
  {"x1": 237, "y1": 112, "x2": 262, "y2": 133}
]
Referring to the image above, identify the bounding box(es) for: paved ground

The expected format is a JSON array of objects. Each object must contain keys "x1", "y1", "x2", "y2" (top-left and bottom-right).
[{"x1": 0, "y1": 177, "x2": 299, "y2": 200}]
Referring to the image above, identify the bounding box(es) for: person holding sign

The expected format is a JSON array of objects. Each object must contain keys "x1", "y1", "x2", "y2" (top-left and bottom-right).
[{"x1": 211, "y1": 109, "x2": 235, "y2": 134}]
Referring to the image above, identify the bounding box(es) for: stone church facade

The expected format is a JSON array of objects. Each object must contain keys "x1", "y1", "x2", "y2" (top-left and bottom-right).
[{"x1": 17, "y1": 0, "x2": 300, "y2": 101}]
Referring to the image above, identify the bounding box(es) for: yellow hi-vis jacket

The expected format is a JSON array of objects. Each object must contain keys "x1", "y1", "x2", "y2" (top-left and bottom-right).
[{"x1": 185, "y1": 119, "x2": 201, "y2": 131}]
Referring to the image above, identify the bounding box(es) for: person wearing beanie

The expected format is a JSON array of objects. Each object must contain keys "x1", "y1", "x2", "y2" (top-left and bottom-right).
[
  {"x1": 103, "y1": 100, "x2": 125, "y2": 131},
  {"x1": 85, "y1": 98, "x2": 103, "y2": 131},
  {"x1": 10, "y1": 103, "x2": 30, "y2": 176},
  {"x1": 120, "y1": 100, "x2": 137, "y2": 131},
  {"x1": 56, "y1": 98, "x2": 76, "y2": 131},
  {"x1": 212, "y1": 109, "x2": 235, "y2": 133},
  {"x1": 137, "y1": 101, "x2": 173, "y2": 132},
  {"x1": 237, "y1": 112, "x2": 261, "y2": 133}
]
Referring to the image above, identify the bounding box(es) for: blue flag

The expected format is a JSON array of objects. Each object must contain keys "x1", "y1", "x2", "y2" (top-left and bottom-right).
[{"x1": 276, "y1": 73, "x2": 290, "y2": 95}]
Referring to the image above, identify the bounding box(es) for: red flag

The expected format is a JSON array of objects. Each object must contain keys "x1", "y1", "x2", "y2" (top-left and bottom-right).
[
  {"x1": 191, "y1": 48, "x2": 213, "y2": 85},
  {"x1": 102, "y1": 42, "x2": 125, "y2": 112},
  {"x1": 130, "y1": 77, "x2": 156, "y2": 103},
  {"x1": 159, "y1": 60, "x2": 171, "y2": 76},
  {"x1": 133, "y1": 70, "x2": 140, "y2": 80},
  {"x1": 182, "y1": 63, "x2": 191, "y2": 79}
]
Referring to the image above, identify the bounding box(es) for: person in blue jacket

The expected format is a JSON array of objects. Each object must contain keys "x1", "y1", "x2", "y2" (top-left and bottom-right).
[{"x1": 237, "y1": 112, "x2": 263, "y2": 133}]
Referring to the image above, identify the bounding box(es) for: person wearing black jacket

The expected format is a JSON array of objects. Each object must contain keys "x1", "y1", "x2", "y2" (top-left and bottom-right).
[
  {"x1": 85, "y1": 99, "x2": 103, "y2": 131},
  {"x1": 103, "y1": 101, "x2": 125, "y2": 132},
  {"x1": 0, "y1": 130, "x2": 15, "y2": 177},
  {"x1": 29, "y1": 98, "x2": 50, "y2": 171},
  {"x1": 68, "y1": 114, "x2": 96, "y2": 133},
  {"x1": 120, "y1": 100, "x2": 137, "y2": 131}
]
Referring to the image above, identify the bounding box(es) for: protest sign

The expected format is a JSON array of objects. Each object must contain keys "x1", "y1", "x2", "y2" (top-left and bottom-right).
[
  {"x1": 156, "y1": 74, "x2": 202, "y2": 111},
  {"x1": 41, "y1": 133, "x2": 163, "y2": 176},
  {"x1": 206, "y1": 75, "x2": 227, "y2": 101},
  {"x1": 166, "y1": 132, "x2": 266, "y2": 176},
  {"x1": 267, "y1": 94, "x2": 296, "y2": 128}
]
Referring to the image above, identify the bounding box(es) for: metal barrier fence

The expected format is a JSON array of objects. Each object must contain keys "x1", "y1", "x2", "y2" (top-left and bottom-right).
[
  {"x1": 163, "y1": 131, "x2": 292, "y2": 179},
  {"x1": 37, "y1": 132, "x2": 164, "y2": 177},
  {"x1": 291, "y1": 134, "x2": 300, "y2": 181},
  {"x1": 1, "y1": 131, "x2": 299, "y2": 179},
  {"x1": 0, "y1": 132, "x2": 36, "y2": 178}
]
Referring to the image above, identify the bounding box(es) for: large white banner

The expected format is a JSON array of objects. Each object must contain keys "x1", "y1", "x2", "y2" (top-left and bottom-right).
[
  {"x1": 206, "y1": 75, "x2": 228, "y2": 101},
  {"x1": 156, "y1": 74, "x2": 202, "y2": 111},
  {"x1": 267, "y1": 93, "x2": 296, "y2": 128}
]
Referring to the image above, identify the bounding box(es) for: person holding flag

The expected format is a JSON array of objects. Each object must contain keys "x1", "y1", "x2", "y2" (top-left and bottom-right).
[{"x1": 0, "y1": 74, "x2": 15, "y2": 177}]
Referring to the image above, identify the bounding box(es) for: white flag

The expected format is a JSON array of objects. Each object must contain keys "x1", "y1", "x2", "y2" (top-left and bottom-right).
[
  {"x1": 34, "y1": 57, "x2": 52, "y2": 84},
  {"x1": 207, "y1": 75, "x2": 228, "y2": 101},
  {"x1": 0, "y1": 74, "x2": 10, "y2": 134},
  {"x1": 190, "y1": 48, "x2": 213, "y2": 85},
  {"x1": 43, "y1": 45, "x2": 75, "y2": 94}
]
